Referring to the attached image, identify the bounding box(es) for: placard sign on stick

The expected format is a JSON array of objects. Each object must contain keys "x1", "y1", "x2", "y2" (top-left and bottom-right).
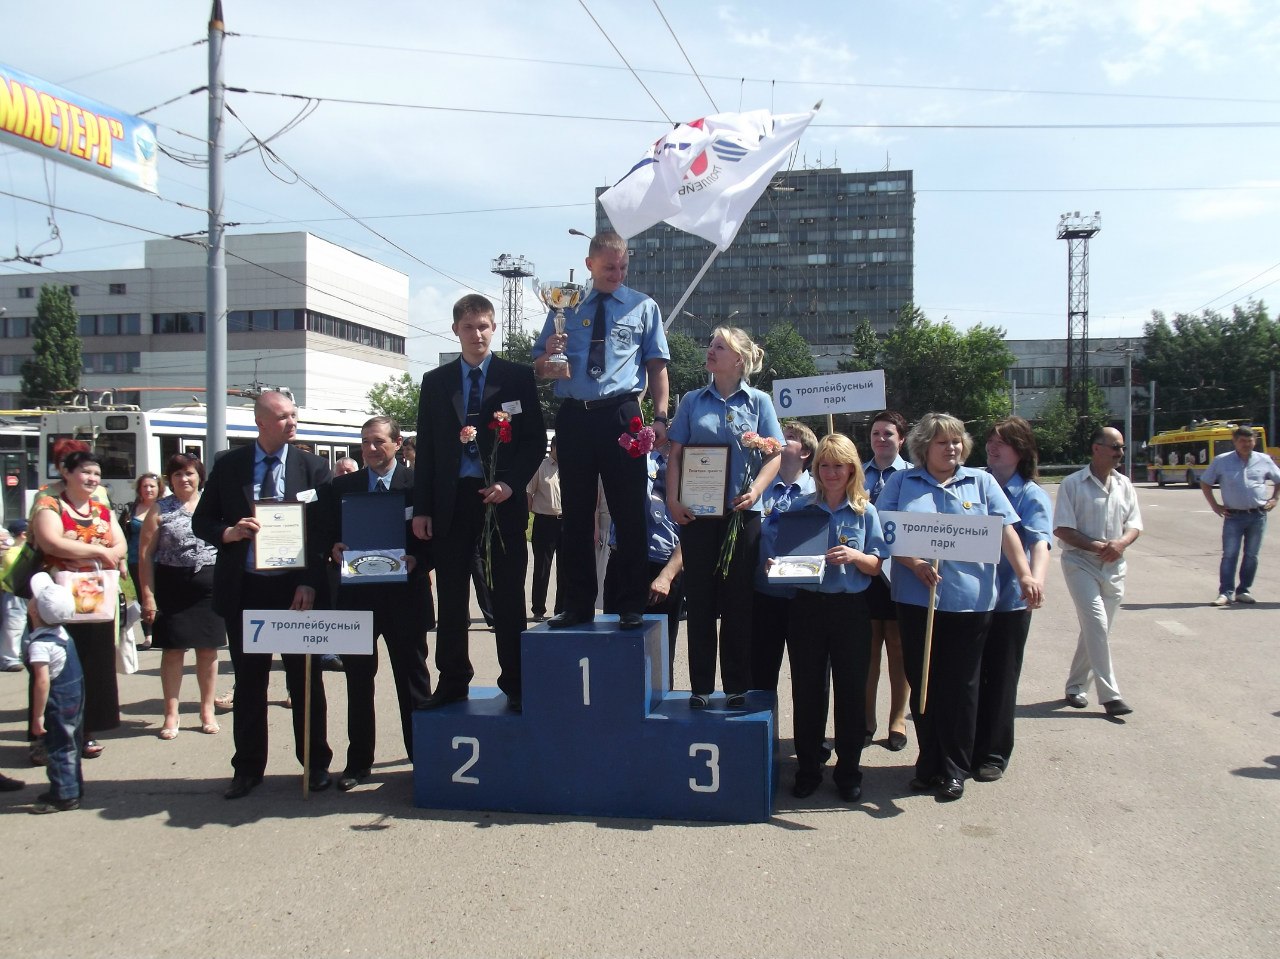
[
  {"x1": 241, "y1": 610, "x2": 374, "y2": 656},
  {"x1": 772, "y1": 370, "x2": 886, "y2": 418},
  {"x1": 877, "y1": 511, "x2": 1004, "y2": 564}
]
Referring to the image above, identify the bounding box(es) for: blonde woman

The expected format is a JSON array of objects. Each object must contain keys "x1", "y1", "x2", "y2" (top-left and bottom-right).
[
  {"x1": 667, "y1": 327, "x2": 782, "y2": 708},
  {"x1": 774, "y1": 434, "x2": 886, "y2": 802}
]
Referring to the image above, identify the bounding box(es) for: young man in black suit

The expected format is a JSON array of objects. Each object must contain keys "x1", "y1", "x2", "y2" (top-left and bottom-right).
[
  {"x1": 192, "y1": 390, "x2": 334, "y2": 799},
  {"x1": 412, "y1": 294, "x2": 544, "y2": 711},
  {"x1": 317, "y1": 415, "x2": 434, "y2": 791}
]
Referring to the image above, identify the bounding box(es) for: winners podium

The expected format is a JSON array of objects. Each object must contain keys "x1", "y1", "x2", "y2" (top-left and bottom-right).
[{"x1": 412, "y1": 616, "x2": 777, "y2": 823}]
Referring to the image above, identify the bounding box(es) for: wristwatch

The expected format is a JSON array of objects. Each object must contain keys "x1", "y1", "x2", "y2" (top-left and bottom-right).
[{"x1": 653, "y1": 415, "x2": 669, "y2": 425}]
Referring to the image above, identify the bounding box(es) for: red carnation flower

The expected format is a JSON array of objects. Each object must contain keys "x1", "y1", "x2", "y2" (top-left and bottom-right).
[{"x1": 629, "y1": 416, "x2": 643, "y2": 434}]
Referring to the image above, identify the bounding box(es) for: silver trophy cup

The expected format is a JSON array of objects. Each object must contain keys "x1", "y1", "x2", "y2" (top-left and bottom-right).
[{"x1": 533, "y1": 278, "x2": 586, "y2": 371}]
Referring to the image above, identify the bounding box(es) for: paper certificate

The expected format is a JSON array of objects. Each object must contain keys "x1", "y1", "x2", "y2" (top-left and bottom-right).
[
  {"x1": 679, "y1": 445, "x2": 731, "y2": 518},
  {"x1": 254, "y1": 501, "x2": 306, "y2": 571}
]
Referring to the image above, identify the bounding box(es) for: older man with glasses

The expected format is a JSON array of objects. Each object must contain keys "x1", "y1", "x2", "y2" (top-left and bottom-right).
[
  {"x1": 1200, "y1": 426, "x2": 1280, "y2": 607},
  {"x1": 1052, "y1": 427, "x2": 1143, "y2": 718}
]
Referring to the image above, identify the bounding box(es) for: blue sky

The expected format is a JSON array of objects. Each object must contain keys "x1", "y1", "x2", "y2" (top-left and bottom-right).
[{"x1": 3, "y1": 0, "x2": 1277, "y2": 379}]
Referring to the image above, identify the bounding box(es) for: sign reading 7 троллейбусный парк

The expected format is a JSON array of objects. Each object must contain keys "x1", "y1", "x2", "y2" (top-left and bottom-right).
[{"x1": 241, "y1": 610, "x2": 373, "y2": 655}]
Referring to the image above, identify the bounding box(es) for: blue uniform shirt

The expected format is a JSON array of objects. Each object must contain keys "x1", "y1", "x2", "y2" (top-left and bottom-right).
[
  {"x1": 991, "y1": 472, "x2": 1051, "y2": 612},
  {"x1": 533, "y1": 285, "x2": 669, "y2": 401},
  {"x1": 248, "y1": 443, "x2": 289, "y2": 572},
  {"x1": 668, "y1": 379, "x2": 784, "y2": 513},
  {"x1": 863, "y1": 454, "x2": 911, "y2": 505},
  {"x1": 877, "y1": 466, "x2": 1019, "y2": 612},
  {"x1": 755, "y1": 471, "x2": 816, "y2": 595},
  {"x1": 1200, "y1": 449, "x2": 1280, "y2": 510},
  {"x1": 368, "y1": 462, "x2": 398, "y2": 492},
  {"x1": 784, "y1": 492, "x2": 887, "y2": 595}
]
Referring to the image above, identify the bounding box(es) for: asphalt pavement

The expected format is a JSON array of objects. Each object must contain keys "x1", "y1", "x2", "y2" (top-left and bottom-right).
[{"x1": 0, "y1": 483, "x2": 1276, "y2": 958}]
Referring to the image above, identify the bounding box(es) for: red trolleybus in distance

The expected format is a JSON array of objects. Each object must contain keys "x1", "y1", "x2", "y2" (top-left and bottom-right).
[{"x1": 1145, "y1": 420, "x2": 1280, "y2": 487}]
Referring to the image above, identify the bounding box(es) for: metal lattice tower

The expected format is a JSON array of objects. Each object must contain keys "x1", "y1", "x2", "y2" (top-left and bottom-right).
[
  {"x1": 491, "y1": 254, "x2": 534, "y2": 348},
  {"x1": 1057, "y1": 212, "x2": 1102, "y2": 419}
]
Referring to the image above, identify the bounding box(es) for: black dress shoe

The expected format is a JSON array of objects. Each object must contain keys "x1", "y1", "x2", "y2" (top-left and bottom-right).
[
  {"x1": 618, "y1": 612, "x2": 645, "y2": 630},
  {"x1": 974, "y1": 763, "x2": 1003, "y2": 782},
  {"x1": 1065, "y1": 693, "x2": 1088, "y2": 709},
  {"x1": 0, "y1": 773, "x2": 24, "y2": 792},
  {"x1": 506, "y1": 696, "x2": 522, "y2": 713},
  {"x1": 886, "y1": 730, "x2": 908, "y2": 752},
  {"x1": 1104, "y1": 699, "x2": 1133, "y2": 717},
  {"x1": 337, "y1": 769, "x2": 369, "y2": 792},
  {"x1": 909, "y1": 775, "x2": 939, "y2": 791},
  {"x1": 224, "y1": 774, "x2": 263, "y2": 800},
  {"x1": 421, "y1": 688, "x2": 469, "y2": 710},
  {"x1": 309, "y1": 771, "x2": 332, "y2": 792},
  {"x1": 939, "y1": 778, "x2": 964, "y2": 800},
  {"x1": 791, "y1": 776, "x2": 821, "y2": 799},
  {"x1": 837, "y1": 783, "x2": 862, "y2": 802},
  {"x1": 547, "y1": 610, "x2": 592, "y2": 629}
]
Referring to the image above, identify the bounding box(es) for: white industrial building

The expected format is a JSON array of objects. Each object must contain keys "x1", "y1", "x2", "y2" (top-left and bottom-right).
[{"x1": 0, "y1": 232, "x2": 408, "y2": 411}]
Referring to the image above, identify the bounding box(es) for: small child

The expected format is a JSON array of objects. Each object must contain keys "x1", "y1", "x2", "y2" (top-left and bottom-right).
[{"x1": 25, "y1": 572, "x2": 84, "y2": 814}]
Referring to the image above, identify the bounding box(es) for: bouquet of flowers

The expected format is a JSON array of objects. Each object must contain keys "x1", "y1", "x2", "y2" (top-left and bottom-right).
[
  {"x1": 716, "y1": 430, "x2": 782, "y2": 577},
  {"x1": 459, "y1": 411, "x2": 514, "y2": 587},
  {"x1": 617, "y1": 415, "x2": 656, "y2": 458}
]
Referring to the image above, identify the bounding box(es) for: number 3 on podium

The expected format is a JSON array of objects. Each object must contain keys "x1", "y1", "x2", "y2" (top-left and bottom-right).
[{"x1": 688, "y1": 743, "x2": 720, "y2": 793}]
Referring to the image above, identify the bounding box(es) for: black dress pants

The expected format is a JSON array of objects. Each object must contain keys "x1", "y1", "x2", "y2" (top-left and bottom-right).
[
  {"x1": 555, "y1": 397, "x2": 648, "y2": 617},
  {"x1": 898, "y1": 603, "x2": 991, "y2": 784},
  {"x1": 679, "y1": 512, "x2": 759, "y2": 696},
  {"x1": 433, "y1": 478, "x2": 528, "y2": 699},
  {"x1": 973, "y1": 608, "x2": 1033, "y2": 773},
  {"x1": 226, "y1": 573, "x2": 332, "y2": 778},
  {"x1": 529, "y1": 513, "x2": 563, "y2": 617},
  {"x1": 788, "y1": 590, "x2": 871, "y2": 788}
]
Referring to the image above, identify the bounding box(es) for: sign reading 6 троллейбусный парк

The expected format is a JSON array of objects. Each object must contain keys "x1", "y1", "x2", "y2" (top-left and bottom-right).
[{"x1": 772, "y1": 371, "x2": 886, "y2": 418}]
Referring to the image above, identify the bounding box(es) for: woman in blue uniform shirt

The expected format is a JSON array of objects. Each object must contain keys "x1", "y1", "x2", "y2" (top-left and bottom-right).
[
  {"x1": 877, "y1": 412, "x2": 1042, "y2": 801},
  {"x1": 775, "y1": 434, "x2": 886, "y2": 802},
  {"x1": 667, "y1": 327, "x2": 783, "y2": 709},
  {"x1": 972, "y1": 417, "x2": 1051, "y2": 783}
]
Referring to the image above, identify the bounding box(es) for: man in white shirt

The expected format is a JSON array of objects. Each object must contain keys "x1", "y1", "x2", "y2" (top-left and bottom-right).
[
  {"x1": 1052, "y1": 427, "x2": 1143, "y2": 717},
  {"x1": 1199, "y1": 426, "x2": 1280, "y2": 606}
]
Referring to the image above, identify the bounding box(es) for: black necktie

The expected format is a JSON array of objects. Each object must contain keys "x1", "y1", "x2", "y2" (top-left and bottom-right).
[
  {"x1": 260, "y1": 455, "x2": 280, "y2": 500},
  {"x1": 376, "y1": 478, "x2": 389, "y2": 492},
  {"x1": 587, "y1": 294, "x2": 607, "y2": 380},
  {"x1": 466, "y1": 366, "x2": 482, "y2": 458}
]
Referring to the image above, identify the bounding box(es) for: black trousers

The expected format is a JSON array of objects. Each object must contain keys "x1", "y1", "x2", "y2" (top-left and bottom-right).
[
  {"x1": 338, "y1": 578, "x2": 434, "y2": 774},
  {"x1": 555, "y1": 397, "x2": 648, "y2": 617},
  {"x1": 788, "y1": 591, "x2": 871, "y2": 787},
  {"x1": 604, "y1": 554, "x2": 683, "y2": 687},
  {"x1": 973, "y1": 608, "x2": 1033, "y2": 773},
  {"x1": 529, "y1": 513, "x2": 563, "y2": 617},
  {"x1": 434, "y1": 478, "x2": 528, "y2": 699},
  {"x1": 751, "y1": 591, "x2": 792, "y2": 692},
  {"x1": 898, "y1": 603, "x2": 991, "y2": 783},
  {"x1": 226, "y1": 573, "x2": 332, "y2": 778},
  {"x1": 679, "y1": 512, "x2": 759, "y2": 696}
]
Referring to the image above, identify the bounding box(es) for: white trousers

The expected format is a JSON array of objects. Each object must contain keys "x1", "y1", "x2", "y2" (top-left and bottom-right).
[{"x1": 1061, "y1": 550, "x2": 1125, "y2": 704}]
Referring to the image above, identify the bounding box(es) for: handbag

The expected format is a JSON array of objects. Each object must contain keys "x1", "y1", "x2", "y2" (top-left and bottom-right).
[
  {"x1": 53, "y1": 566, "x2": 121, "y2": 623},
  {"x1": 116, "y1": 610, "x2": 140, "y2": 675},
  {"x1": 4, "y1": 542, "x2": 43, "y2": 599}
]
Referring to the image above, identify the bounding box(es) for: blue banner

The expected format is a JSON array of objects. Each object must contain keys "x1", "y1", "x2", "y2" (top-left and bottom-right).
[{"x1": 0, "y1": 62, "x2": 158, "y2": 194}]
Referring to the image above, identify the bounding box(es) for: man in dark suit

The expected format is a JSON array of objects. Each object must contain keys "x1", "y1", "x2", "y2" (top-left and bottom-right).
[
  {"x1": 192, "y1": 390, "x2": 334, "y2": 799},
  {"x1": 317, "y1": 415, "x2": 434, "y2": 792},
  {"x1": 412, "y1": 294, "x2": 544, "y2": 711}
]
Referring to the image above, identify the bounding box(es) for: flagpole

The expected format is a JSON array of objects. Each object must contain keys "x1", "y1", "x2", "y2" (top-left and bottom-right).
[{"x1": 664, "y1": 249, "x2": 720, "y2": 331}]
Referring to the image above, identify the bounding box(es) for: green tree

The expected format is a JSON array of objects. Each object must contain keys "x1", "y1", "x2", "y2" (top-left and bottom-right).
[
  {"x1": 503, "y1": 327, "x2": 561, "y2": 426},
  {"x1": 21, "y1": 284, "x2": 80, "y2": 404},
  {"x1": 759, "y1": 321, "x2": 819, "y2": 396},
  {"x1": 836, "y1": 318, "x2": 880, "y2": 374},
  {"x1": 1032, "y1": 382, "x2": 1111, "y2": 464},
  {"x1": 878, "y1": 305, "x2": 1014, "y2": 428},
  {"x1": 666, "y1": 329, "x2": 708, "y2": 400},
  {"x1": 1138, "y1": 301, "x2": 1277, "y2": 432},
  {"x1": 367, "y1": 371, "x2": 420, "y2": 429}
]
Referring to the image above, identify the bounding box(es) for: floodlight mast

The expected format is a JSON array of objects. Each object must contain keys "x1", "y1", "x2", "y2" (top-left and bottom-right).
[{"x1": 1058, "y1": 211, "x2": 1102, "y2": 423}]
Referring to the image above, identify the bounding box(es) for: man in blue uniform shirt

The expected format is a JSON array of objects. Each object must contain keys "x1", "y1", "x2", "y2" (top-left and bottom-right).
[
  {"x1": 1200, "y1": 426, "x2": 1280, "y2": 606},
  {"x1": 533, "y1": 231, "x2": 670, "y2": 630}
]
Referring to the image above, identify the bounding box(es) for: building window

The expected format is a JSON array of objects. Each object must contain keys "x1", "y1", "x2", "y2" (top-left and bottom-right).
[
  {"x1": 6, "y1": 317, "x2": 30, "y2": 338},
  {"x1": 81, "y1": 352, "x2": 142, "y2": 374},
  {"x1": 69, "y1": 285, "x2": 80, "y2": 296},
  {"x1": 154, "y1": 312, "x2": 205, "y2": 334},
  {"x1": 305, "y1": 310, "x2": 406, "y2": 355},
  {"x1": 108, "y1": 283, "x2": 126, "y2": 295},
  {"x1": 17, "y1": 287, "x2": 33, "y2": 299}
]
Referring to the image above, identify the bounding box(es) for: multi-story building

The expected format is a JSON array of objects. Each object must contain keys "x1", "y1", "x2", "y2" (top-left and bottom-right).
[
  {"x1": 1007, "y1": 337, "x2": 1142, "y2": 422},
  {"x1": 0, "y1": 231, "x2": 408, "y2": 411},
  {"x1": 596, "y1": 166, "x2": 914, "y2": 370}
]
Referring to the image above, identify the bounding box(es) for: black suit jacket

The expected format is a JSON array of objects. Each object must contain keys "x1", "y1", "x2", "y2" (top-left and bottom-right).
[
  {"x1": 192, "y1": 442, "x2": 333, "y2": 619},
  {"x1": 413, "y1": 354, "x2": 545, "y2": 540}
]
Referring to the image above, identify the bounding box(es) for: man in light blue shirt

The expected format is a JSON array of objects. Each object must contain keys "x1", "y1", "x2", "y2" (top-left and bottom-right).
[{"x1": 1200, "y1": 426, "x2": 1280, "y2": 605}]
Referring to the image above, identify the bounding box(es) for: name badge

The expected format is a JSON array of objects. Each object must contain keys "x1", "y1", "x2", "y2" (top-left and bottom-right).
[{"x1": 502, "y1": 400, "x2": 522, "y2": 415}]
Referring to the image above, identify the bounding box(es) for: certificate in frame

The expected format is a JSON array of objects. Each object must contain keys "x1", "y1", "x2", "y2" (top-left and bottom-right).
[
  {"x1": 678, "y1": 445, "x2": 731, "y2": 518},
  {"x1": 253, "y1": 501, "x2": 306, "y2": 571}
]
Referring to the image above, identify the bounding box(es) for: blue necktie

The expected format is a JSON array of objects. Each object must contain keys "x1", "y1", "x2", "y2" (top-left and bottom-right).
[{"x1": 260, "y1": 455, "x2": 280, "y2": 500}]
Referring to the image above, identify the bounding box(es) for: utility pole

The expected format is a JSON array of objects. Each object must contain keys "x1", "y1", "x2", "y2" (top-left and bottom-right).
[{"x1": 205, "y1": 0, "x2": 227, "y2": 454}]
